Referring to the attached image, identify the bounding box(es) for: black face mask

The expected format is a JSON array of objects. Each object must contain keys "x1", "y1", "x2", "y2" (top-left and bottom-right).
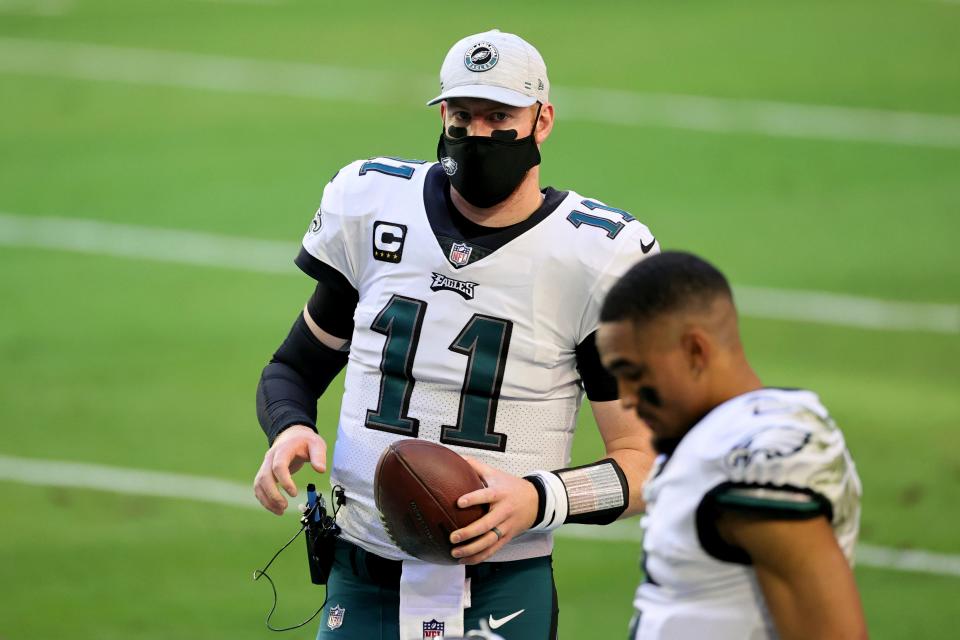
[{"x1": 436, "y1": 110, "x2": 542, "y2": 209}]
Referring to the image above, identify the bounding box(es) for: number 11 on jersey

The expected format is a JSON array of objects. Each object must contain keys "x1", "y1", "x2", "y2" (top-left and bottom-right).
[{"x1": 364, "y1": 295, "x2": 512, "y2": 452}]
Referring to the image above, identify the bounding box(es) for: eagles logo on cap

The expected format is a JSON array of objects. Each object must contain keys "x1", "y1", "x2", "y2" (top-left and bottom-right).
[
  {"x1": 464, "y1": 41, "x2": 499, "y2": 72},
  {"x1": 427, "y1": 30, "x2": 549, "y2": 107}
]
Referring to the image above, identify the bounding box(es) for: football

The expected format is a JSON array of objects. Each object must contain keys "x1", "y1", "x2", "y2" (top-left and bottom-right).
[{"x1": 374, "y1": 440, "x2": 488, "y2": 564}]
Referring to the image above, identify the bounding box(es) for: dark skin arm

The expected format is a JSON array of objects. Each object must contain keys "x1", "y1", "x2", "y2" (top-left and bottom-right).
[{"x1": 716, "y1": 512, "x2": 868, "y2": 640}]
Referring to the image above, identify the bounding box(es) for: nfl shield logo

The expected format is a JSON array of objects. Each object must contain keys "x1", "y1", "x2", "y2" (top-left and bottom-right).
[
  {"x1": 327, "y1": 604, "x2": 345, "y2": 630},
  {"x1": 422, "y1": 619, "x2": 445, "y2": 638},
  {"x1": 449, "y1": 242, "x2": 472, "y2": 267}
]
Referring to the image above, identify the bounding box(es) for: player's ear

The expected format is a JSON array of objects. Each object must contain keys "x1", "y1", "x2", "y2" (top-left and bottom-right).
[
  {"x1": 681, "y1": 328, "x2": 710, "y2": 380},
  {"x1": 534, "y1": 102, "x2": 554, "y2": 144},
  {"x1": 439, "y1": 101, "x2": 447, "y2": 124}
]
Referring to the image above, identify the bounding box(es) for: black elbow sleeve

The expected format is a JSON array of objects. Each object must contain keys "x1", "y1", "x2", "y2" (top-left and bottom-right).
[
  {"x1": 256, "y1": 314, "x2": 349, "y2": 445},
  {"x1": 575, "y1": 332, "x2": 619, "y2": 402}
]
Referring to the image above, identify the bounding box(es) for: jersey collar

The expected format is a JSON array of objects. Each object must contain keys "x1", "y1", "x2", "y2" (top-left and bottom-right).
[{"x1": 422, "y1": 163, "x2": 568, "y2": 269}]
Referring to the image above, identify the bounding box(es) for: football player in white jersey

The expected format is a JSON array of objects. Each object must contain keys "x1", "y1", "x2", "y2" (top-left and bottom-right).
[
  {"x1": 597, "y1": 251, "x2": 867, "y2": 640},
  {"x1": 252, "y1": 29, "x2": 659, "y2": 639}
]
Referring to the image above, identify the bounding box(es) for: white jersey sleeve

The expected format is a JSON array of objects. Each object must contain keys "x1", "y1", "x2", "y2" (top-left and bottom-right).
[
  {"x1": 723, "y1": 423, "x2": 849, "y2": 511},
  {"x1": 567, "y1": 196, "x2": 660, "y2": 344},
  {"x1": 298, "y1": 160, "x2": 369, "y2": 288},
  {"x1": 702, "y1": 390, "x2": 863, "y2": 562}
]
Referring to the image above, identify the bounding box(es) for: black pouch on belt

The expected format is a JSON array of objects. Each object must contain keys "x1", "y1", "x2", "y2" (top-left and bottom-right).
[{"x1": 303, "y1": 483, "x2": 342, "y2": 585}]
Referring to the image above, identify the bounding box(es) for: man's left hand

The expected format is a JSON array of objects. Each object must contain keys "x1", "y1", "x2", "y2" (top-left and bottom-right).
[{"x1": 449, "y1": 457, "x2": 539, "y2": 564}]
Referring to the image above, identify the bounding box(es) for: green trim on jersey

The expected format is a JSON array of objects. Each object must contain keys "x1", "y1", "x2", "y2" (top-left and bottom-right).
[
  {"x1": 696, "y1": 482, "x2": 833, "y2": 565},
  {"x1": 713, "y1": 487, "x2": 826, "y2": 514}
]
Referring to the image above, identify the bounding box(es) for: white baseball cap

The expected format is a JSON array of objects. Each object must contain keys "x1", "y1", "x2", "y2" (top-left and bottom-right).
[{"x1": 427, "y1": 29, "x2": 550, "y2": 108}]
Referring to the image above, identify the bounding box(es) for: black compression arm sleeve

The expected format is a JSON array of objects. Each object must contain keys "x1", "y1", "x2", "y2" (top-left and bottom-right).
[
  {"x1": 302, "y1": 256, "x2": 359, "y2": 340},
  {"x1": 575, "y1": 332, "x2": 619, "y2": 402},
  {"x1": 256, "y1": 313, "x2": 349, "y2": 445}
]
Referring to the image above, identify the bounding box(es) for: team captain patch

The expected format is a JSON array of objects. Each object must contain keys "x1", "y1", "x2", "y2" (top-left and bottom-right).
[
  {"x1": 372, "y1": 221, "x2": 407, "y2": 263},
  {"x1": 430, "y1": 272, "x2": 477, "y2": 300}
]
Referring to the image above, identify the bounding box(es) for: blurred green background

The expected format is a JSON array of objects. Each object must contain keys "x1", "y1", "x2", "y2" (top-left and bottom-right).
[{"x1": 1, "y1": 0, "x2": 958, "y2": 638}]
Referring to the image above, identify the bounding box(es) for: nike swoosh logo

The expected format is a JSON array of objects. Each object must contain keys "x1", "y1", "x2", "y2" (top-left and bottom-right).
[
  {"x1": 488, "y1": 609, "x2": 525, "y2": 629},
  {"x1": 640, "y1": 236, "x2": 657, "y2": 254}
]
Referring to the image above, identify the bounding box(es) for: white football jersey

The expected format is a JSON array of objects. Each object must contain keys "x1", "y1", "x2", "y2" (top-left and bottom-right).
[
  {"x1": 298, "y1": 157, "x2": 658, "y2": 562},
  {"x1": 633, "y1": 388, "x2": 862, "y2": 639}
]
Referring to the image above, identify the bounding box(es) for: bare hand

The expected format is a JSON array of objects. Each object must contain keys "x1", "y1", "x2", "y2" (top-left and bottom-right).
[
  {"x1": 449, "y1": 457, "x2": 539, "y2": 564},
  {"x1": 253, "y1": 425, "x2": 327, "y2": 515}
]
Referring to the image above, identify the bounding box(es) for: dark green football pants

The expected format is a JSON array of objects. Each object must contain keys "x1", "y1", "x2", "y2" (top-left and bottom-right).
[{"x1": 316, "y1": 539, "x2": 558, "y2": 640}]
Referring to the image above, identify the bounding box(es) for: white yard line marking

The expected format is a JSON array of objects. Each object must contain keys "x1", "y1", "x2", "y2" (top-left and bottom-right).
[
  {"x1": 1, "y1": 453, "x2": 958, "y2": 578},
  {"x1": 0, "y1": 453, "x2": 257, "y2": 509},
  {"x1": 1, "y1": 37, "x2": 959, "y2": 149},
  {"x1": 554, "y1": 87, "x2": 960, "y2": 149},
  {"x1": 2, "y1": 212, "x2": 957, "y2": 334},
  {"x1": 734, "y1": 285, "x2": 960, "y2": 334},
  {"x1": 854, "y1": 544, "x2": 960, "y2": 577},
  {"x1": 0, "y1": 37, "x2": 415, "y2": 104},
  {"x1": 0, "y1": 212, "x2": 295, "y2": 275},
  {"x1": 0, "y1": 0, "x2": 74, "y2": 16},
  {"x1": 192, "y1": 0, "x2": 286, "y2": 5}
]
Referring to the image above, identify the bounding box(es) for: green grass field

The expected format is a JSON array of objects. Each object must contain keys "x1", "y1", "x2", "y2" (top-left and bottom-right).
[{"x1": 1, "y1": 0, "x2": 958, "y2": 638}]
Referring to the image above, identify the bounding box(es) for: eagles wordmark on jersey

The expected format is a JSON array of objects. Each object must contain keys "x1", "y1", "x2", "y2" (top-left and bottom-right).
[{"x1": 295, "y1": 156, "x2": 658, "y2": 562}]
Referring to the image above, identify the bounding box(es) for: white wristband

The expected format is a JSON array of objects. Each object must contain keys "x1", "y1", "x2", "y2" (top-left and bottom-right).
[{"x1": 526, "y1": 470, "x2": 569, "y2": 532}]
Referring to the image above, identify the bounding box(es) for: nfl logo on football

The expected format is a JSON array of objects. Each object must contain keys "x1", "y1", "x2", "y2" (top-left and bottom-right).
[
  {"x1": 422, "y1": 619, "x2": 445, "y2": 638},
  {"x1": 327, "y1": 604, "x2": 345, "y2": 630},
  {"x1": 449, "y1": 242, "x2": 472, "y2": 267}
]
